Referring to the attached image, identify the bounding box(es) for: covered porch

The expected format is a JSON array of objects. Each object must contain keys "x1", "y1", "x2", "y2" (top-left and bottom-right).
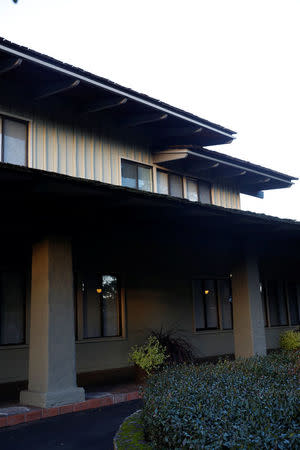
[{"x1": 0, "y1": 163, "x2": 299, "y2": 409}]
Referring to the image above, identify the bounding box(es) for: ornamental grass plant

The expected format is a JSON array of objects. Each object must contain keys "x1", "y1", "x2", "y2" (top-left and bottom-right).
[{"x1": 142, "y1": 351, "x2": 300, "y2": 449}]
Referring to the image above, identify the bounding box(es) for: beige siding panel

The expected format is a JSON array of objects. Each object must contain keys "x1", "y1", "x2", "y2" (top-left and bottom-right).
[
  {"x1": 66, "y1": 127, "x2": 76, "y2": 176},
  {"x1": 15, "y1": 112, "x2": 151, "y2": 184},
  {"x1": 212, "y1": 183, "x2": 241, "y2": 210},
  {"x1": 94, "y1": 136, "x2": 102, "y2": 181},
  {"x1": 76, "y1": 131, "x2": 85, "y2": 179},
  {"x1": 102, "y1": 139, "x2": 111, "y2": 184},
  {"x1": 84, "y1": 135, "x2": 94, "y2": 180}
]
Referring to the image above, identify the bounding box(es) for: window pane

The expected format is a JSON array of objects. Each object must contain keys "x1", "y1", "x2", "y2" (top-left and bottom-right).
[
  {"x1": 287, "y1": 283, "x2": 300, "y2": 325},
  {"x1": 187, "y1": 179, "x2": 199, "y2": 202},
  {"x1": 3, "y1": 119, "x2": 27, "y2": 166},
  {"x1": 267, "y1": 281, "x2": 288, "y2": 326},
  {"x1": 219, "y1": 279, "x2": 233, "y2": 329},
  {"x1": 199, "y1": 181, "x2": 211, "y2": 204},
  {"x1": 0, "y1": 271, "x2": 25, "y2": 345},
  {"x1": 101, "y1": 275, "x2": 120, "y2": 336},
  {"x1": 82, "y1": 273, "x2": 121, "y2": 338},
  {"x1": 169, "y1": 174, "x2": 183, "y2": 198},
  {"x1": 121, "y1": 161, "x2": 137, "y2": 189},
  {"x1": 82, "y1": 275, "x2": 102, "y2": 338},
  {"x1": 203, "y1": 280, "x2": 219, "y2": 328},
  {"x1": 193, "y1": 280, "x2": 205, "y2": 330},
  {"x1": 138, "y1": 165, "x2": 152, "y2": 192},
  {"x1": 157, "y1": 171, "x2": 169, "y2": 195}
]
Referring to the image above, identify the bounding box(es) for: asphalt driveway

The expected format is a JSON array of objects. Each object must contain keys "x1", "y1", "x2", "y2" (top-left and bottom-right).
[{"x1": 0, "y1": 399, "x2": 143, "y2": 450}]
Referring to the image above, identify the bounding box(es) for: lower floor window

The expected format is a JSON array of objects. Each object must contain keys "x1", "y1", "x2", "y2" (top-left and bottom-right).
[
  {"x1": 0, "y1": 270, "x2": 26, "y2": 345},
  {"x1": 193, "y1": 278, "x2": 232, "y2": 331},
  {"x1": 77, "y1": 273, "x2": 122, "y2": 339},
  {"x1": 262, "y1": 280, "x2": 300, "y2": 326}
]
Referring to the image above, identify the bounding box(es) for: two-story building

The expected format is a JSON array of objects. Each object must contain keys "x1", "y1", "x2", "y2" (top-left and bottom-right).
[{"x1": 0, "y1": 38, "x2": 299, "y2": 408}]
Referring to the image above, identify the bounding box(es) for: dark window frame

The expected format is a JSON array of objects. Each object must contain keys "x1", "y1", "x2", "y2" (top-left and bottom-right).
[
  {"x1": 0, "y1": 269, "x2": 27, "y2": 347},
  {"x1": 186, "y1": 177, "x2": 199, "y2": 202},
  {"x1": 0, "y1": 115, "x2": 28, "y2": 167},
  {"x1": 157, "y1": 169, "x2": 184, "y2": 198},
  {"x1": 121, "y1": 159, "x2": 153, "y2": 192},
  {"x1": 76, "y1": 271, "x2": 123, "y2": 340},
  {"x1": 192, "y1": 278, "x2": 233, "y2": 332},
  {"x1": 262, "y1": 279, "x2": 300, "y2": 327}
]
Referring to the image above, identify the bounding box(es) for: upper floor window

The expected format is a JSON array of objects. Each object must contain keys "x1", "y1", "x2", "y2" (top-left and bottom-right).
[
  {"x1": 0, "y1": 116, "x2": 27, "y2": 166},
  {"x1": 193, "y1": 278, "x2": 232, "y2": 331},
  {"x1": 187, "y1": 178, "x2": 211, "y2": 204},
  {"x1": 157, "y1": 170, "x2": 183, "y2": 198},
  {"x1": 121, "y1": 159, "x2": 152, "y2": 192}
]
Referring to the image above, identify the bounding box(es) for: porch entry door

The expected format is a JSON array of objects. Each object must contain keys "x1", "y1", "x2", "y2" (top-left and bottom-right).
[{"x1": 78, "y1": 272, "x2": 121, "y2": 339}]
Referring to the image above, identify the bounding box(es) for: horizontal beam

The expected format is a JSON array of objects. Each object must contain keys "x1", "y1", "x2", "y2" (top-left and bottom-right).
[
  {"x1": 154, "y1": 150, "x2": 220, "y2": 171},
  {"x1": 0, "y1": 56, "x2": 22, "y2": 74},
  {"x1": 83, "y1": 95, "x2": 127, "y2": 114},
  {"x1": 35, "y1": 79, "x2": 80, "y2": 100},
  {"x1": 121, "y1": 112, "x2": 168, "y2": 128},
  {"x1": 153, "y1": 150, "x2": 188, "y2": 164}
]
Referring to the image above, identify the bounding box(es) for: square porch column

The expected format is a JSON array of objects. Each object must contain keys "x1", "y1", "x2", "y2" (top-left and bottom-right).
[
  {"x1": 20, "y1": 236, "x2": 85, "y2": 408},
  {"x1": 231, "y1": 253, "x2": 266, "y2": 358}
]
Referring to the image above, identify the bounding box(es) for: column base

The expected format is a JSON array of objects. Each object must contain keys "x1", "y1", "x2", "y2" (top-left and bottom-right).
[{"x1": 20, "y1": 386, "x2": 85, "y2": 408}]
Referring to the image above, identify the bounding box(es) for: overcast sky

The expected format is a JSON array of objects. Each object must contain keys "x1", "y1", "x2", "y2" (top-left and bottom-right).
[{"x1": 0, "y1": 0, "x2": 299, "y2": 219}]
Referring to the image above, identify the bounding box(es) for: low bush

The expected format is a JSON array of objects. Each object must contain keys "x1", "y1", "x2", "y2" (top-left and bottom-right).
[
  {"x1": 142, "y1": 351, "x2": 300, "y2": 449},
  {"x1": 280, "y1": 329, "x2": 300, "y2": 350},
  {"x1": 128, "y1": 335, "x2": 168, "y2": 375}
]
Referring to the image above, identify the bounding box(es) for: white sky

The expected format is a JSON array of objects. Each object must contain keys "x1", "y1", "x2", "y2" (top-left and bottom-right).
[{"x1": 0, "y1": 0, "x2": 299, "y2": 220}]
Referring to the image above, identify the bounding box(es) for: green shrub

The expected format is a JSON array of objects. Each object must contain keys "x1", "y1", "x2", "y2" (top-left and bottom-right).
[
  {"x1": 280, "y1": 330, "x2": 300, "y2": 350},
  {"x1": 128, "y1": 335, "x2": 168, "y2": 375},
  {"x1": 142, "y1": 351, "x2": 300, "y2": 449}
]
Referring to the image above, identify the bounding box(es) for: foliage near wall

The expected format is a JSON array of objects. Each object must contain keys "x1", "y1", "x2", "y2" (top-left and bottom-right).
[{"x1": 280, "y1": 330, "x2": 300, "y2": 350}]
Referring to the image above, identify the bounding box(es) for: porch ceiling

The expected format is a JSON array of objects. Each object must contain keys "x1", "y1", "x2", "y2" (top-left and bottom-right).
[{"x1": 1, "y1": 163, "x2": 300, "y2": 251}]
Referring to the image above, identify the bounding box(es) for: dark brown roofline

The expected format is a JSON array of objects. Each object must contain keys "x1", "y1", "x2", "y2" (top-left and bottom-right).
[
  {"x1": 0, "y1": 37, "x2": 235, "y2": 139},
  {"x1": 0, "y1": 161, "x2": 299, "y2": 229}
]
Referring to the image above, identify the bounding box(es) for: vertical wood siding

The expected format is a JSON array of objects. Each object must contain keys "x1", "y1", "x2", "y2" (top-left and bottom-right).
[
  {"x1": 0, "y1": 104, "x2": 240, "y2": 210},
  {"x1": 30, "y1": 118, "x2": 152, "y2": 184},
  {"x1": 212, "y1": 183, "x2": 241, "y2": 209}
]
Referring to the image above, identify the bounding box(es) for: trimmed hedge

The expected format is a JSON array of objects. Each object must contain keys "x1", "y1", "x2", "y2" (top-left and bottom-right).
[{"x1": 142, "y1": 351, "x2": 300, "y2": 449}]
